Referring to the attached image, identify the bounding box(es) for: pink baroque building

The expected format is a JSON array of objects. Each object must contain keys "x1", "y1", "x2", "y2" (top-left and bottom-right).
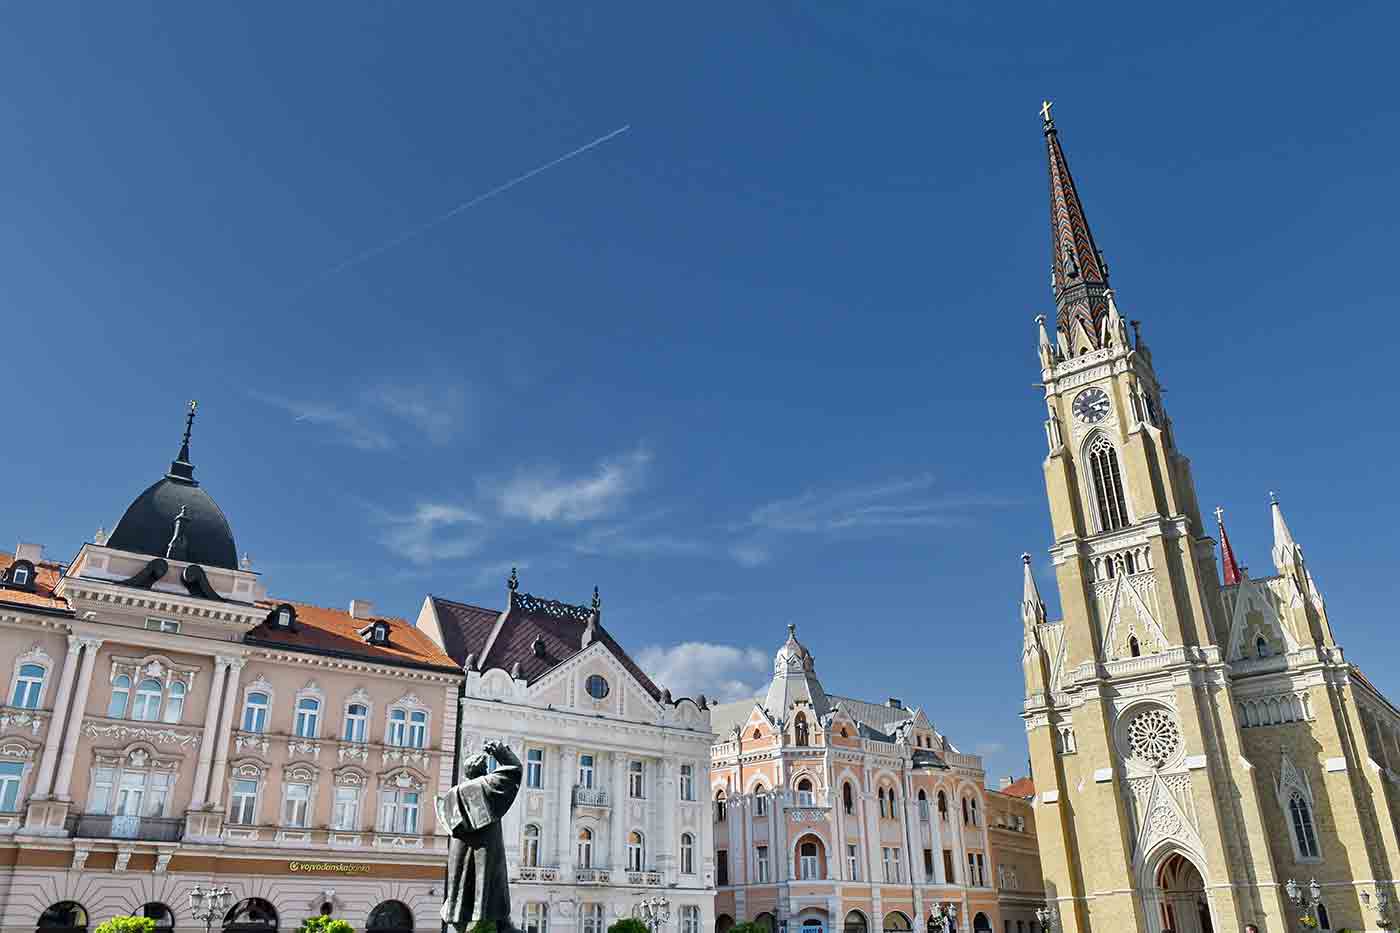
[
  {"x1": 0, "y1": 407, "x2": 460, "y2": 932},
  {"x1": 708, "y1": 626, "x2": 1039, "y2": 933}
]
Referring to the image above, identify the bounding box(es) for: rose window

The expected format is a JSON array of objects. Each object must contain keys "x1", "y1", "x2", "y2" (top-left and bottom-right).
[{"x1": 1126, "y1": 707, "x2": 1182, "y2": 764}]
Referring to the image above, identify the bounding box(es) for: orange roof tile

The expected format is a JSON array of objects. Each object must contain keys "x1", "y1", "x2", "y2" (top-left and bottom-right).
[
  {"x1": 0, "y1": 552, "x2": 70, "y2": 613},
  {"x1": 996, "y1": 777, "x2": 1036, "y2": 799},
  {"x1": 250, "y1": 598, "x2": 458, "y2": 671}
]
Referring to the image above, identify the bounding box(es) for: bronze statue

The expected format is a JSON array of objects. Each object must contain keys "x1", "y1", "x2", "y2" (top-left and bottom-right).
[{"x1": 439, "y1": 740, "x2": 523, "y2": 932}]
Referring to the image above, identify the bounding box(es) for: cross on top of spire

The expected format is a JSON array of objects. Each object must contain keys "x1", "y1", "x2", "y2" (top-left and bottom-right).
[
  {"x1": 167, "y1": 399, "x2": 200, "y2": 483},
  {"x1": 1040, "y1": 99, "x2": 1054, "y2": 131}
]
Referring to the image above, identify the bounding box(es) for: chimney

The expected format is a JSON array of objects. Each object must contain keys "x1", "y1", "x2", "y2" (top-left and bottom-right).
[
  {"x1": 14, "y1": 542, "x2": 43, "y2": 563},
  {"x1": 887, "y1": 697, "x2": 902, "y2": 709},
  {"x1": 999, "y1": 776, "x2": 1014, "y2": 790},
  {"x1": 349, "y1": 599, "x2": 375, "y2": 621}
]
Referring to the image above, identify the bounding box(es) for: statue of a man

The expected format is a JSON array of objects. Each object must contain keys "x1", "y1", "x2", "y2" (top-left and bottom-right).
[{"x1": 439, "y1": 740, "x2": 522, "y2": 932}]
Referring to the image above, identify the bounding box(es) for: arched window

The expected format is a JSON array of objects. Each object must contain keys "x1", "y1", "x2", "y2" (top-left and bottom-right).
[
  {"x1": 962, "y1": 796, "x2": 969, "y2": 825},
  {"x1": 163, "y1": 682, "x2": 186, "y2": 724},
  {"x1": 523, "y1": 824, "x2": 541, "y2": 866},
  {"x1": 918, "y1": 789, "x2": 930, "y2": 821},
  {"x1": 1314, "y1": 903, "x2": 1330, "y2": 931},
  {"x1": 795, "y1": 714, "x2": 810, "y2": 747},
  {"x1": 107, "y1": 675, "x2": 131, "y2": 718},
  {"x1": 344, "y1": 703, "x2": 368, "y2": 742},
  {"x1": 800, "y1": 840, "x2": 820, "y2": 879},
  {"x1": 972, "y1": 914, "x2": 992, "y2": 933},
  {"x1": 937, "y1": 790, "x2": 948, "y2": 820},
  {"x1": 1289, "y1": 790, "x2": 1320, "y2": 858},
  {"x1": 140, "y1": 904, "x2": 174, "y2": 930},
  {"x1": 878, "y1": 787, "x2": 887, "y2": 817},
  {"x1": 295, "y1": 697, "x2": 321, "y2": 738},
  {"x1": 627, "y1": 831, "x2": 645, "y2": 870},
  {"x1": 132, "y1": 679, "x2": 163, "y2": 721},
  {"x1": 969, "y1": 797, "x2": 978, "y2": 826},
  {"x1": 38, "y1": 902, "x2": 87, "y2": 932},
  {"x1": 577, "y1": 827, "x2": 594, "y2": 867},
  {"x1": 796, "y1": 778, "x2": 814, "y2": 806},
  {"x1": 754, "y1": 785, "x2": 767, "y2": 816},
  {"x1": 242, "y1": 691, "x2": 269, "y2": 733},
  {"x1": 883, "y1": 913, "x2": 912, "y2": 933},
  {"x1": 12, "y1": 664, "x2": 45, "y2": 709},
  {"x1": 753, "y1": 729, "x2": 761, "y2": 739},
  {"x1": 843, "y1": 782, "x2": 854, "y2": 815},
  {"x1": 754, "y1": 914, "x2": 776, "y2": 933},
  {"x1": 715, "y1": 790, "x2": 727, "y2": 822},
  {"x1": 1256, "y1": 636, "x2": 1270, "y2": 659},
  {"x1": 367, "y1": 901, "x2": 413, "y2": 933},
  {"x1": 1086, "y1": 434, "x2": 1130, "y2": 531},
  {"x1": 844, "y1": 912, "x2": 868, "y2": 933},
  {"x1": 223, "y1": 898, "x2": 277, "y2": 933},
  {"x1": 1128, "y1": 635, "x2": 1141, "y2": 658},
  {"x1": 680, "y1": 831, "x2": 695, "y2": 874}
]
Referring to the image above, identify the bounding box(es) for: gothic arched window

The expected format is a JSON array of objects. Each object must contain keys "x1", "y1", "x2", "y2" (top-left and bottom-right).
[
  {"x1": 1085, "y1": 434, "x2": 1130, "y2": 531},
  {"x1": 1289, "y1": 790, "x2": 1320, "y2": 859},
  {"x1": 843, "y1": 782, "x2": 854, "y2": 815}
]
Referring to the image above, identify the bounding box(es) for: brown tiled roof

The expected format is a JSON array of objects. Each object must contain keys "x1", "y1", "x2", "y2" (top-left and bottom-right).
[
  {"x1": 996, "y1": 777, "x2": 1036, "y2": 799},
  {"x1": 0, "y1": 552, "x2": 70, "y2": 613},
  {"x1": 430, "y1": 594, "x2": 664, "y2": 702},
  {"x1": 249, "y1": 599, "x2": 458, "y2": 671}
]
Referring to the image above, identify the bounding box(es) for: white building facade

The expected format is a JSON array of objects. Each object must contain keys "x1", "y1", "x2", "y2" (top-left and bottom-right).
[{"x1": 419, "y1": 579, "x2": 717, "y2": 933}]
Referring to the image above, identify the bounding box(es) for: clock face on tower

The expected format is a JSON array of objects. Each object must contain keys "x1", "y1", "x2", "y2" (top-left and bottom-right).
[{"x1": 1073, "y1": 387, "x2": 1111, "y2": 424}]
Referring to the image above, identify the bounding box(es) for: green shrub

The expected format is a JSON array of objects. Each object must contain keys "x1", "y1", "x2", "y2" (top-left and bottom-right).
[
  {"x1": 609, "y1": 918, "x2": 651, "y2": 933},
  {"x1": 297, "y1": 917, "x2": 354, "y2": 933},
  {"x1": 729, "y1": 923, "x2": 768, "y2": 933},
  {"x1": 95, "y1": 919, "x2": 155, "y2": 933},
  {"x1": 467, "y1": 921, "x2": 498, "y2": 933}
]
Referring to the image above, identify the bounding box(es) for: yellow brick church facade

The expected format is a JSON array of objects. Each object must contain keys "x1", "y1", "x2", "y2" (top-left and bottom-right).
[{"x1": 1019, "y1": 105, "x2": 1400, "y2": 933}]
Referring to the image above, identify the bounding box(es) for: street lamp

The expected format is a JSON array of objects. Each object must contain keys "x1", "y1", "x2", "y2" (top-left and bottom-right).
[
  {"x1": 928, "y1": 904, "x2": 958, "y2": 933},
  {"x1": 633, "y1": 896, "x2": 672, "y2": 933},
  {"x1": 1034, "y1": 904, "x2": 1058, "y2": 932},
  {"x1": 1362, "y1": 888, "x2": 1394, "y2": 930},
  {"x1": 188, "y1": 885, "x2": 233, "y2": 933},
  {"x1": 1284, "y1": 878, "x2": 1322, "y2": 929}
]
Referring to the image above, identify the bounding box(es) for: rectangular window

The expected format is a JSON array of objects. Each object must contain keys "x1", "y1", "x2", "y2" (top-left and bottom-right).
[
  {"x1": 976, "y1": 853, "x2": 986, "y2": 886},
  {"x1": 380, "y1": 789, "x2": 420, "y2": 834},
  {"x1": 755, "y1": 792, "x2": 767, "y2": 816},
  {"x1": 847, "y1": 844, "x2": 859, "y2": 881},
  {"x1": 294, "y1": 700, "x2": 320, "y2": 738},
  {"x1": 882, "y1": 847, "x2": 894, "y2": 883},
  {"x1": 800, "y1": 846, "x2": 818, "y2": 880},
  {"x1": 242, "y1": 694, "x2": 269, "y2": 733},
  {"x1": 144, "y1": 617, "x2": 180, "y2": 633},
  {"x1": 756, "y1": 845, "x2": 770, "y2": 882},
  {"x1": 924, "y1": 849, "x2": 935, "y2": 878},
  {"x1": 943, "y1": 849, "x2": 955, "y2": 884},
  {"x1": 0, "y1": 762, "x2": 23, "y2": 812},
  {"x1": 388, "y1": 710, "x2": 407, "y2": 746},
  {"x1": 407, "y1": 710, "x2": 427, "y2": 748},
  {"x1": 680, "y1": 763, "x2": 695, "y2": 801},
  {"x1": 682, "y1": 906, "x2": 700, "y2": 933},
  {"x1": 343, "y1": 704, "x2": 368, "y2": 742},
  {"x1": 716, "y1": 849, "x2": 729, "y2": 886},
  {"x1": 116, "y1": 771, "x2": 145, "y2": 816},
  {"x1": 628, "y1": 760, "x2": 645, "y2": 798},
  {"x1": 146, "y1": 771, "x2": 172, "y2": 817},
  {"x1": 892, "y1": 847, "x2": 902, "y2": 883},
  {"x1": 229, "y1": 779, "x2": 258, "y2": 825},
  {"x1": 578, "y1": 753, "x2": 594, "y2": 788},
  {"x1": 283, "y1": 783, "x2": 311, "y2": 827},
  {"x1": 90, "y1": 768, "x2": 116, "y2": 815},
  {"x1": 583, "y1": 905, "x2": 604, "y2": 933},
  {"x1": 524, "y1": 903, "x2": 548, "y2": 933},
  {"x1": 526, "y1": 748, "x2": 544, "y2": 788},
  {"x1": 968, "y1": 854, "x2": 977, "y2": 886},
  {"x1": 333, "y1": 787, "x2": 359, "y2": 830}
]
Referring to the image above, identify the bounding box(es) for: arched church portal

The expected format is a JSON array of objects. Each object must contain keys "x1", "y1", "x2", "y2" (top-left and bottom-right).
[{"x1": 1152, "y1": 851, "x2": 1214, "y2": 933}]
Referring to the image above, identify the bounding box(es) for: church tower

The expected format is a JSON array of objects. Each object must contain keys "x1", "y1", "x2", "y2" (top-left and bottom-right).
[{"x1": 1020, "y1": 105, "x2": 1300, "y2": 933}]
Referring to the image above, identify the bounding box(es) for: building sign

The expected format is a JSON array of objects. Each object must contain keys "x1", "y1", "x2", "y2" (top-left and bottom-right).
[{"x1": 289, "y1": 861, "x2": 372, "y2": 874}]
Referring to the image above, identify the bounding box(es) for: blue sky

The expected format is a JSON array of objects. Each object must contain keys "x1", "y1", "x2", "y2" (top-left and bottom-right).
[{"x1": 2, "y1": 3, "x2": 1398, "y2": 783}]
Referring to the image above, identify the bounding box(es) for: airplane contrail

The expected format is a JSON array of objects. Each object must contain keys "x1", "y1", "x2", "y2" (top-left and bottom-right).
[{"x1": 290, "y1": 124, "x2": 632, "y2": 295}]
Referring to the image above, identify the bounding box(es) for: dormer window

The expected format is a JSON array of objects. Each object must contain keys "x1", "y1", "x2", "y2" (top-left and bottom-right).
[
  {"x1": 373, "y1": 623, "x2": 387, "y2": 645},
  {"x1": 278, "y1": 609, "x2": 291, "y2": 628},
  {"x1": 266, "y1": 604, "x2": 297, "y2": 631},
  {"x1": 3, "y1": 560, "x2": 36, "y2": 591},
  {"x1": 11, "y1": 567, "x2": 28, "y2": 587}
]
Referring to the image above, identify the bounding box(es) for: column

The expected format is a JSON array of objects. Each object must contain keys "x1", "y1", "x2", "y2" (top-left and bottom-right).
[
  {"x1": 903, "y1": 775, "x2": 922, "y2": 885},
  {"x1": 204, "y1": 660, "x2": 244, "y2": 809},
  {"x1": 700, "y1": 758, "x2": 716, "y2": 887},
  {"x1": 660, "y1": 757, "x2": 678, "y2": 881},
  {"x1": 52, "y1": 637, "x2": 102, "y2": 800},
  {"x1": 558, "y1": 746, "x2": 577, "y2": 876},
  {"x1": 187, "y1": 658, "x2": 231, "y2": 810},
  {"x1": 773, "y1": 786, "x2": 789, "y2": 882},
  {"x1": 863, "y1": 787, "x2": 881, "y2": 884},
  {"x1": 610, "y1": 751, "x2": 627, "y2": 870},
  {"x1": 32, "y1": 636, "x2": 82, "y2": 798},
  {"x1": 743, "y1": 786, "x2": 757, "y2": 883},
  {"x1": 502, "y1": 735, "x2": 526, "y2": 866}
]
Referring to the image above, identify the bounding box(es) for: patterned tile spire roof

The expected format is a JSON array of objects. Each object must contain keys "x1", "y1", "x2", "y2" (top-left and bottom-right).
[
  {"x1": 1215, "y1": 506, "x2": 1244, "y2": 586},
  {"x1": 1043, "y1": 102, "x2": 1114, "y2": 354}
]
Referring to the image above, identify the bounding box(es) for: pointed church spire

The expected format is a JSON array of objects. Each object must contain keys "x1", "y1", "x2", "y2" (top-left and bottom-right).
[
  {"x1": 1215, "y1": 506, "x2": 1244, "y2": 586},
  {"x1": 1270, "y1": 491, "x2": 1304, "y2": 571},
  {"x1": 1021, "y1": 553, "x2": 1047, "y2": 629},
  {"x1": 1043, "y1": 103, "x2": 1114, "y2": 355},
  {"x1": 166, "y1": 400, "x2": 199, "y2": 484}
]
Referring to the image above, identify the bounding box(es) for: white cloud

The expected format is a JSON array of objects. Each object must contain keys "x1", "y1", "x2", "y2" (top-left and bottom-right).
[
  {"x1": 375, "y1": 502, "x2": 485, "y2": 564},
  {"x1": 251, "y1": 382, "x2": 470, "y2": 450},
  {"x1": 251, "y1": 391, "x2": 394, "y2": 450},
  {"x1": 729, "y1": 541, "x2": 771, "y2": 567},
  {"x1": 573, "y1": 510, "x2": 705, "y2": 557},
  {"x1": 365, "y1": 384, "x2": 469, "y2": 445},
  {"x1": 493, "y1": 447, "x2": 652, "y2": 523},
  {"x1": 467, "y1": 559, "x2": 529, "y2": 588},
  {"x1": 636, "y1": 642, "x2": 770, "y2": 704}
]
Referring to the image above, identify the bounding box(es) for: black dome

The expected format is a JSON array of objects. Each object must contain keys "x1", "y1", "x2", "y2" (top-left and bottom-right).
[
  {"x1": 106, "y1": 401, "x2": 238, "y2": 571},
  {"x1": 107, "y1": 476, "x2": 239, "y2": 570}
]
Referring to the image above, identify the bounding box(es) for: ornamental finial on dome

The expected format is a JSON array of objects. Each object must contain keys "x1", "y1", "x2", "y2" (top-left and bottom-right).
[{"x1": 167, "y1": 400, "x2": 199, "y2": 483}]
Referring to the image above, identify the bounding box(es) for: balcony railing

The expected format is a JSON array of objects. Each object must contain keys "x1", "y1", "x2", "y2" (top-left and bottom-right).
[
  {"x1": 575, "y1": 868, "x2": 611, "y2": 884},
  {"x1": 519, "y1": 866, "x2": 561, "y2": 882},
  {"x1": 573, "y1": 786, "x2": 610, "y2": 808},
  {"x1": 626, "y1": 870, "x2": 663, "y2": 886},
  {"x1": 69, "y1": 814, "x2": 184, "y2": 842}
]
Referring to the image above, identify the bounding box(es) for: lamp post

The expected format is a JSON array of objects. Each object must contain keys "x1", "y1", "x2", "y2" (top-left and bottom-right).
[
  {"x1": 188, "y1": 885, "x2": 233, "y2": 933},
  {"x1": 1284, "y1": 878, "x2": 1322, "y2": 929},
  {"x1": 1362, "y1": 887, "x2": 1394, "y2": 930},
  {"x1": 633, "y1": 896, "x2": 672, "y2": 933},
  {"x1": 1034, "y1": 904, "x2": 1058, "y2": 932},
  {"x1": 928, "y1": 904, "x2": 958, "y2": 933}
]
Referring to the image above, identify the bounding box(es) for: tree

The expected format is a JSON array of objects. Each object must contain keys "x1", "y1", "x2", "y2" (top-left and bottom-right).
[
  {"x1": 729, "y1": 923, "x2": 768, "y2": 933},
  {"x1": 297, "y1": 917, "x2": 354, "y2": 933},
  {"x1": 95, "y1": 919, "x2": 155, "y2": 933},
  {"x1": 609, "y1": 919, "x2": 651, "y2": 933}
]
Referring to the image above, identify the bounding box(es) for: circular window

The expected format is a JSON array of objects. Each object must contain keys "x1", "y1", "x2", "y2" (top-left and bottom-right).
[
  {"x1": 1125, "y1": 706, "x2": 1182, "y2": 765},
  {"x1": 586, "y1": 675, "x2": 609, "y2": 699}
]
